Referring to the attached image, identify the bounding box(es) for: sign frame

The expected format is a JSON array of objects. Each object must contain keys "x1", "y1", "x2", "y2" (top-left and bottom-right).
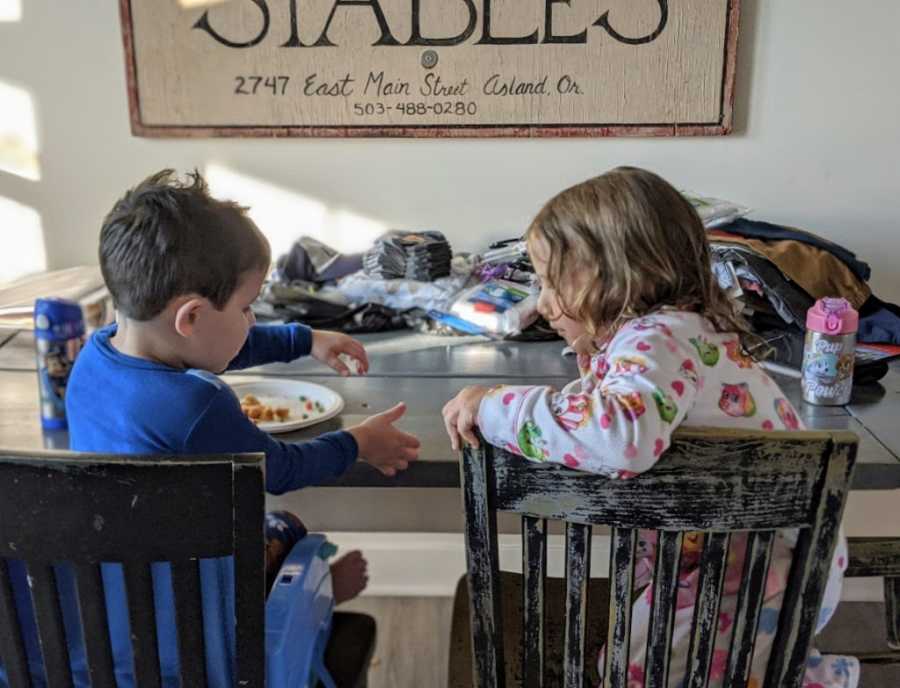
[{"x1": 119, "y1": 0, "x2": 741, "y2": 138}]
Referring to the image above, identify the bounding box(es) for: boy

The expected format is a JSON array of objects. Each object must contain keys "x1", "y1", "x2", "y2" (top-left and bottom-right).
[
  {"x1": 56, "y1": 169, "x2": 417, "y2": 683},
  {"x1": 68, "y1": 169, "x2": 418, "y2": 590}
]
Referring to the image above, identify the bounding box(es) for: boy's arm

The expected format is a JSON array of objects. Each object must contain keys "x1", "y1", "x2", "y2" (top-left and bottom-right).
[
  {"x1": 477, "y1": 321, "x2": 701, "y2": 478},
  {"x1": 227, "y1": 324, "x2": 313, "y2": 371},
  {"x1": 184, "y1": 387, "x2": 357, "y2": 494}
]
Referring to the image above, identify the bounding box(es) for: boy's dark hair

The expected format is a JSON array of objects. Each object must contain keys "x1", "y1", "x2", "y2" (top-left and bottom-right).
[{"x1": 99, "y1": 169, "x2": 271, "y2": 321}]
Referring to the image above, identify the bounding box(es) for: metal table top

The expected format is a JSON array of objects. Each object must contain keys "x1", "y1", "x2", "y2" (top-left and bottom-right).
[{"x1": 2, "y1": 329, "x2": 899, "y2": 491}]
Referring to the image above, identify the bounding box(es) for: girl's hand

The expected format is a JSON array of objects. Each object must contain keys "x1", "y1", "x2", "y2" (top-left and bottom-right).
[
  {"x1": 310, "y1": 330, "x2": 369, "y2": 376},
  {"x1": 442, "y1": 385, "x2": 490, "y2": 451}
]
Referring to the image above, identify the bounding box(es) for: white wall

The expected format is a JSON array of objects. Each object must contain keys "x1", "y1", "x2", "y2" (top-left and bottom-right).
[{"x1": 1, "y1": 1, "x2": 899, "y2": 300}]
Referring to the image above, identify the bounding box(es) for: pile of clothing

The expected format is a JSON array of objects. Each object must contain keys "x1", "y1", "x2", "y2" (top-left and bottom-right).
[
  {"x1": 254, "y1": 236, "x2": 410, "y2": 334},
  {"x1": 256, "y1": 210, "x2": 900, "y2": 355},
  {"x1": 709, "y1": 218, "x2": 900, "y2": 367},
  {"x1": 362, "y1": 231, "x2": 452, "y2": 281},
  {"x1": 256, "y1": 233, "x2": 553, "y2": 340}
]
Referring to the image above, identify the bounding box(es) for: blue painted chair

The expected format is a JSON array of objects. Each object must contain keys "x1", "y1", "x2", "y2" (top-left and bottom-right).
[{"x1": 0, "y1": 450, "x2": 375, "y2": 687}]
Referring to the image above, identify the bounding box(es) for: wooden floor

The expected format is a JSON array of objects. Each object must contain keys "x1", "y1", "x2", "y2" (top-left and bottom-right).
[
  {"x1": 817, "y1": 602, "x2": 900, "y2": 688},
  {"x1": 341, "y1": 596, "x2": 455, "y2": 688},
  {"x1": 341, "y1": 597, "x2": 900, "y2": 688}
]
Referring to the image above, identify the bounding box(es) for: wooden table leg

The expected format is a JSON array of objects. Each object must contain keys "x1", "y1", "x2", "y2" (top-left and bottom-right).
[
  {"x1": 886, "y1": 577, "x2": 900, "y2": 650},
  {"x1": 846, "y1": 538, "x2": 900, "y2": 656}
]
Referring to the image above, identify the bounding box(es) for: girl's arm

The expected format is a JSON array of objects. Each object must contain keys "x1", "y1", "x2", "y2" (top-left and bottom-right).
[{"x1": 477, "y1": 319, "x2": 702, "y2": 478}]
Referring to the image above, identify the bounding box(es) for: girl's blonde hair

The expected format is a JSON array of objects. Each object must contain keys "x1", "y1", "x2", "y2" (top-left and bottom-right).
[{"x1": 527, "y1": 166, "x2": 752, "y2": 345}]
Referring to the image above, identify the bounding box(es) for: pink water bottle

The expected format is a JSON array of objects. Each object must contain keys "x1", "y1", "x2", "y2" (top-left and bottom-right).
[{"x1": 801, "y1": 298, "x2": 858, "y2": 405}]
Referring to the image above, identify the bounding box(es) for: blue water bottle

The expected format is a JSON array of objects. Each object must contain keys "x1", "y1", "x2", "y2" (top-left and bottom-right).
[{"x1": 34, "y1": 298, "x2": 84, "y2": 430}]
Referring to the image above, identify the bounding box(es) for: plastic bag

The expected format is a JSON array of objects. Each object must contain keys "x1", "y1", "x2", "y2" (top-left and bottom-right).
[
  {"x1": 681, "y1": 190, "x2": 751, "y2": 228},
  {"x1": 336, "y1": 255, "x2": 476, "y2": 312},
  {"x1": 449, "y1": 279, "x2": 539, "y2": 336}
]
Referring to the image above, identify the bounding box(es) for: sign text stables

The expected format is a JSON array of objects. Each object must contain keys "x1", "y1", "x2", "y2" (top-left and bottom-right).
[{"x1": 195, "y1": 0, "x2": 669, "y2": 50}]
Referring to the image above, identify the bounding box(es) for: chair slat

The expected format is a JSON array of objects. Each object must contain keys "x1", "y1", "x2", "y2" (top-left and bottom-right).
[
  {"x1": 764, "y1": 438, "x2": 856, "y2": 688},
  {"x1": 123, "y1": 562, "x2": 161, "y2": 686},
  {"x1": 73, "y1": 562, "x2": 116, "y2": 688},
  {"x1": 522, "y1": 516, "x2": 547, "y2": 688},
  {"x1": 644, "y1": 530, "x2": 683, "y2": 688},
  {"x1": 30, "y1": 563, "x2": 73, "y2": 686},
  {"x1": 683, "y1": 532, "x2": 731, "y2": 688},
  {"x1": 462, "y1": 445, "x2": 506, "y2": 688},
  {"x1": 0, "y1": 558, "x2": 31, "y2": 687},
  {"x1": 725, "y1": 531, "x2": 776, "y2": 687},
  {"x1": 604, "y1": 528, "x2": 637, "y2": 688},
  {"x1": 234, "y1": 461, "x2": 266, "y2": 688},
  {"x1": 563, "y1": 522, "x2": 591, "y2": 688},
  {"x1": 171, "y1": 559, "x2": 208, "y2": 686}
]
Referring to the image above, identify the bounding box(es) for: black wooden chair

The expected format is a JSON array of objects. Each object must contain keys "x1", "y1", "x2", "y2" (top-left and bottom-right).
[
  {"x1": 449, "y1": 428, "x2": 858, "y2": 688},
  {"x1": 0, "y1": 450, "x2": 375, "y2": 687}
]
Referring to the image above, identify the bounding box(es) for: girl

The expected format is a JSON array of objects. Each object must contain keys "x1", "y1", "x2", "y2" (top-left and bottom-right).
[{"x1": 442, "y1": 167, "x2": 857, "y2": 688}]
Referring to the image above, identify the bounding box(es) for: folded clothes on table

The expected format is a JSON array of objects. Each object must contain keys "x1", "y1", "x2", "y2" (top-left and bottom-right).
[{"x1": 363, "y1": 231, "x2": 453, "y2": 281}]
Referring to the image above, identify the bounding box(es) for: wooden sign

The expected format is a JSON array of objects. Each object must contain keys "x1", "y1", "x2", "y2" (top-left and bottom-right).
[{"x1": 119, "y1": 0, "x2": 740, "y2": 138}]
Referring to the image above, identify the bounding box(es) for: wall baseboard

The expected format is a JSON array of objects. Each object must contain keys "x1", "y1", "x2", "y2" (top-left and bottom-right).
[{"x1": 325, "y1": 532, "x2": 883, "y2": 602}]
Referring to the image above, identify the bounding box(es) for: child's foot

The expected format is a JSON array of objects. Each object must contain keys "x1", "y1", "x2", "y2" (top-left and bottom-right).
[{"x1": 331, "y1": 550, "x2": 368, "y2": 605}]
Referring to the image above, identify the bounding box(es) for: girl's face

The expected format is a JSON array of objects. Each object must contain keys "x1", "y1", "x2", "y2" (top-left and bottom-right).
[{"x1": 529, "y1": 236, "x2": 588, "y2": 347}]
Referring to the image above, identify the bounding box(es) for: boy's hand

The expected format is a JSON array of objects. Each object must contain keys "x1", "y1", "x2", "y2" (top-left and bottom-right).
[
  {"x1": 311, "y1": 330, "x2": 369, "y2": 376},
  {"x1": 348, "y1": 403, "x2": 421, "y2": 477},
  {"x1": 442, "y1": 385, "x2": 490, "y2": 451}
]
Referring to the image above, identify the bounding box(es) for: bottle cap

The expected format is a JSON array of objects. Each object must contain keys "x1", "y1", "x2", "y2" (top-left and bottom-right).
[
  {"x1": 805, "y1": 297, "x2": 858, "y2": 335},
  {"x1": 34, "y1": 298, "x2": 85, "y2": 340}
]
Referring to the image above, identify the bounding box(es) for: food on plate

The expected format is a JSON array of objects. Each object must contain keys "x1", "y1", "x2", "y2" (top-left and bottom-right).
[
  {"x1": 240, "y1": 394, "x2": 290, "y2": 424},
  {"x1": 298, "y1": 395, "x2": 326, "y2": 419}
]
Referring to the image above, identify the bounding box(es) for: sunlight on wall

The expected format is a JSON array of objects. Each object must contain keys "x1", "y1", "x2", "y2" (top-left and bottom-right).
[
  {"x1": 330, "y1": 209, "x2": 391, "y2": 253},
  {"x1": 204, "y1": 164, "x2": 388, "y2": 259},
  {"x1": 0, "y1": 81, "x2": 41, "y2": 181},
  {"x1": 205, "y1": 164, "x2": 327, "y2": 260},
  {"x1": 0, "y1": 0, "x2": 21, "y2": 22},
  {"x1": 0, "y1": 197, "x2": 46, "y2": 284}
]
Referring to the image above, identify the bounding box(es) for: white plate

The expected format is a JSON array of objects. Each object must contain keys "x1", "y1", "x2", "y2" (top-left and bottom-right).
[{"x1": 228, "y1": 379, "x2": 345, "y2": 434}]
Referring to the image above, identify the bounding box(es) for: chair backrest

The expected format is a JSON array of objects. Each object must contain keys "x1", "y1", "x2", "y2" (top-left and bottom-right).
[
  {"x1": 461, "y1": 428, "x2": 858, "y2": 688},
  {"x1": 0, "y1": 450, "x2": 266, "y2": 687}
]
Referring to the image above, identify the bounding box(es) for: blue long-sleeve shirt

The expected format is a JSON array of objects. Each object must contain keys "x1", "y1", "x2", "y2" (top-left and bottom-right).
[
  {"x1": 67, "y1": 322, "x2": 357, "y2": 491},
  {"x1": 1, "y1": 323, "x2": 356, "y2": 687}
]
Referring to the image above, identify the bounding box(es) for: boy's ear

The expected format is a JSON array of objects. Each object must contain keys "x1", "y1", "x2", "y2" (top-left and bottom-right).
[{"x1": 173, "y1": 297, "x2": 207, "y2": 338}]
